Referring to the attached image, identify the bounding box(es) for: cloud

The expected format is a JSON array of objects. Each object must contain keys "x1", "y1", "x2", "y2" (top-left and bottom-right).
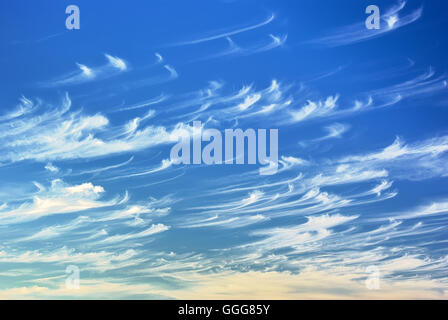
[
  {"x1": 309, "y1": 1, "x2": 423, "y2": 47},
  {"x1": 0, "y1": 94, "x2": 197, "y2": 163},
  {"x1": 181, "y1": 214, "x2": 269, "y2": 229},
  {"x1": 319, "y1": 123, "x2": 349, "y2": 140},
  {"x1": 0, "y1": 247, "x2": 144, "y2": 272},
  {"x1": 44, "y1": 163, "x2": 59, "y2": 173},
  {"x1": 172, "y1": 14, "x2": 275, "y2": 46},
  {"x1": 0, "y1": 179, "x2": 118, "y2": 224},
  {"x1": 367, "y1": 67, "x2": 447, "y2": 101},
  {"x1": 260, "y1": 156, "x2": 309, "y2": 175},
  {"x1": 197, "y1": 33, "x2": 287, "y2": 61},
  {"x1": 371, "y1": 180, "x2": 394, "y2": 197},
  {"x1": 106, "y1": 159, "x2": 174, "y2": 181},
  {"x1": 169, "y1": 79, "x2": 292, "y2": 124},
  {"x1": 246, "y1": 214, "x2": 358, "y2": 251},
  {"x1": 1, "y1": 7, "x2": 448, "y2": 300},
  {"x1": 1, "y1": 266, "x2": 448, "y2": 299},
  {"x1": 0, "y1": 96, "x2": 38, "y2": 122},
  {"x1": 289, "y1": 95, "x2": 339, "y2": 123},
  {"x1": 76, "y1": 63, "x2": 94, "y2": 78},
  {"x1": 99, "y1": 223, "x2": 170, "y2": 244},
  {"x1": 104, "y1": 54, "x2": 127, "y2": 71},
  {"x1": 155, "y1": 52, "x2": 164, "y2": 63},
  {"x1": 237, "y1": 93, "x2": 261, "y2": 110},
  {"x1": 115, "y1": 94, "x2": 167, "y2": 112},
  {"x1": 74, "y1": 156, "x2": 134, "y2": 176},
  {"x1": 339, "y1": 136, "x2": 448, "y2": 167},
  {"x1": 41, "y1": 53, "x2": 128, "y2": 87},
  {"x1": 17, "y1": 216, "x2": 91, "y2": 241},
  {"x1": 164, "y1": 65, "x2": 178, "y2": 79},
  {"x1": 300, "y1": 123, "x2": 350, "y2": 146},
  {"x1": 65, "y1": 182, "x2": 105, "y2": 195},
  {"x1": 392, "y1": 200, "x2": 448, "y2": 220},
  {"x1": 249, "y1": 34, "x2": 287, "y2": 53}
]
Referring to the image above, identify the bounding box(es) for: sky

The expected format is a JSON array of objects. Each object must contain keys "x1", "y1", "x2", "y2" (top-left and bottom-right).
[{"x1": 0, "y1": 0, "x2": 448, "y2": 299}]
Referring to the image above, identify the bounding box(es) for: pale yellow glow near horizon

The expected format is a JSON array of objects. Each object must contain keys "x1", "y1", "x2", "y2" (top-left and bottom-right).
[{"x1": 1, "y1": 268, "x2": 447, "y2": 300}]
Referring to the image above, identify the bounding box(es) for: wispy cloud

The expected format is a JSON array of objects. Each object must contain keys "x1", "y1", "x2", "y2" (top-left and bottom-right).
[
  {"x1": 171, "y1": 14, "x2": 275, "y2": 46},
  {"x1": 44, "y1": 162, "x2": 59, "y2": 173},
  {"x1": 309, "y1": 1, "x2": 423, "y2": 47},
  {"x1": 288, "y1": 95, "x2": 339, "y2": 123},
  {"x1": 40, "y1": 53, "x2": 128, "y2": 87},
  {"x1": 196, "y1": 33, "x2": 287, "y2": 61},
  {"x1": 115, "y1": 94, "x2": 167, "y2": 112},
  {"x1": 163, "y1": 64, "x2": 178, "y2": 79},
  {"x1": 0, "y1": 247, "x2": 144, "y2": 272},
  {"x1": 0, "y1": 179, "x2": 119, "y2": 225},
  {"x1": 99, "y1": 223, "x2": 170, "y2": 244},
  {"x1": 1, "y1": 0, "x2": 448, "y2": 299},
  {"x1": 0, "y1": 94, "x2": 196, "y2": 163}
]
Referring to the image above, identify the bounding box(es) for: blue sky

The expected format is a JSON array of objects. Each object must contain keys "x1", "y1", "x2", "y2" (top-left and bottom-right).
[{"x1": 0, "y1": 0, "x2": 448, "y2": 299}]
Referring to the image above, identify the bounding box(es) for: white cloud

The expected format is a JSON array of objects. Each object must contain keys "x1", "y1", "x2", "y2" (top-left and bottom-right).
[
  {"x1": 309, "y1": 1, "x2": 423, "y2": 47},
  {"x1": 237, "y1": 94, "x2": 261, "y2": 111},
  {"x1": 0, "y1": 94, "x2": 197, "y2": 163},
  {"x1": 105, "y1": 54, "x2": 127, "y2": 71},
  {"x1": 41, "y1": 54, "x2": 128, "y2": 87},
  {"x1": 76, "y1": 63, "x2": 94, "y2": 78},
  {"x1": 393, "y1": 200, "x2": 448, "y2": 220},
  {"x1": 100, "y1": 223, "x2": 170, "y2": 243},
  {"x1": 0, "y1": 179, "x2": 117, "y2": 224},
  {"x1": 164, "y1": 65, "x2": 178, "y2": 79},
  {"x1": 65, "y1": 182, "x2": 105, "y2": 195},
  {"x1": 44, "y1": 163, "x2": 59, "y2": 173},
  {"x1": 0, "y1": 247, "x2": 143, "y2": 272},
  {"x1": 340, "y1": 136, "x2": 448, "y2": 163},
  {"x1": 172, "y1": 14, "x2": 275, "y2": 46},
  {"x1": 289, "y1": 95, "x2": 339, "y2": 122},
  {"x1": 247, "y1": 214, "x2": 358, "y2": 251}
]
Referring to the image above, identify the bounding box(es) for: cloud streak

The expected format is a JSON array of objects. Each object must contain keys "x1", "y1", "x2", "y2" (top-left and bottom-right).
[
  {"x1": 172, "y1": 14, "x2": 275, "y2": 46},
  {"x1": 40, "y1": 54, "x2": 128, "y2": 87},
  {"x1": 309, "y1": 1, "x2": 422, "y2": 47}
]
